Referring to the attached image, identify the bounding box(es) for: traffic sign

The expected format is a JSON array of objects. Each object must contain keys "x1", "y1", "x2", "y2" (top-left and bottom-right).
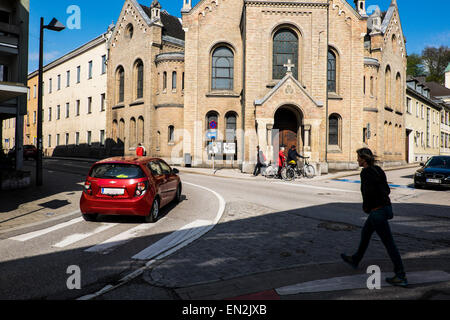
[{"x1": 209, "y1": 120, "x2": 217, "y2": 130}]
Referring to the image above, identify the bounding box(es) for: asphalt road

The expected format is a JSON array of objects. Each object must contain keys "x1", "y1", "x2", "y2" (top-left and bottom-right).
[{"x1": 0, "y1": 159, "x2": 449, "y2": 300}]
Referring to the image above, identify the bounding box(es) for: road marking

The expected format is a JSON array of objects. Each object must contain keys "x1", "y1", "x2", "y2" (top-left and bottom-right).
[
  {"x1": 77, "y1": 181, "x2": 226, "y2": 300},
  {"x1": 52, "y1": 223, "x2": 118, "y2": 248},
  {"x1": 84, "y1": 223, "x2": 157, "y2": 254},
  {"x1": 9, "y1": 217, "x2": 84, "y2": 242},
  {"x1": 132, "y1": 219, "x2": 211, "y2": 260},
  {"x1": 276, "y1": 270, "x2": 450, "y2": 295},
  {"x1": 274, "y1": 182, "x2": 360, "y2": 194}
]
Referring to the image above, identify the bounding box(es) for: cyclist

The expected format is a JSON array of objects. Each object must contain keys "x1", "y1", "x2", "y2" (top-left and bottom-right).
[{"x1": 287, "y1": 145, "x2": 306, "y2": 169}]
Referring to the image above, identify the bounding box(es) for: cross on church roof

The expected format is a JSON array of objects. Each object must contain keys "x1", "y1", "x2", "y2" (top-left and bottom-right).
[{"x1": 284, "y1": 59, "x2": 295, "y2": 74}]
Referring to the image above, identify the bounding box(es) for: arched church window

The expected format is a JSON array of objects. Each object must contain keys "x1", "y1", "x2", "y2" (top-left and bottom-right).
[
  {"x1": 134, "y1": 60, "x2": 144, "y2": 99},
  {"x1": 116, "y1": 66, "x2": 125, "y2": 103},
  {"x1": 327, "y1": 50, "x2": 337, "y2": 93},
  {"x1": 225, "y1": 112, "x2": 237, "y2": 142},
  {"x1": 273, "y1": 28, "x2": 298, "y2": 80},
  {"x1": 130, "y1": 117, "x2": 136, "y2": 147},
  {"x1": 212, "y1": 46, "x2": 234, "y2": 90},
  {"x1": 328, "y1": 114, "x2": 341, "y2": 146},
  {"x1": 168, "y1": 125, "x2": 175, "y2": 143}
]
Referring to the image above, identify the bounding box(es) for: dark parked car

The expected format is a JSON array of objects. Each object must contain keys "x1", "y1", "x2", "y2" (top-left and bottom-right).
[
  {"x1": 414, "y1": 156, "x2": 450, "y2": 189},
  {"x1": 7, "y1": 145, "x2": 38, "y2": 160}
]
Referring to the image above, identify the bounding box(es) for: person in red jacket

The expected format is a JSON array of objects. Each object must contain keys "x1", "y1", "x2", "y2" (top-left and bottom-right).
[
  {"x1": 277, "y1": 145, "x2": 286, "y2": 179},
  {"x1": 135, "y1": 143, "x2": 146, "y2": 157}
]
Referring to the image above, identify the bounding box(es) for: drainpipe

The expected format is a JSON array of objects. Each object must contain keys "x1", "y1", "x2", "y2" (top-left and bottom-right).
[{"x1": 325, "y1": 0, "x2": 329, "y2": 165}]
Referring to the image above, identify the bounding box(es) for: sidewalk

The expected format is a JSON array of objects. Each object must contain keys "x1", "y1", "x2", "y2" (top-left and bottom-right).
[{"x1": 0, "y1": 162, "x2": 83, "y2": 234}]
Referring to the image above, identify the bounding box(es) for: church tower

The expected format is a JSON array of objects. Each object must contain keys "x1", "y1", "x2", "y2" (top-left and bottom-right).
[
  {"x1": 182, "y1": 0, "x2": 192, "y2": 13},
  {"x1": 150, "y1": 0, "x2": 161, "y2": 20},
  {"x1": 354, "y1": 0, "x2": 368, "y2": 18}
]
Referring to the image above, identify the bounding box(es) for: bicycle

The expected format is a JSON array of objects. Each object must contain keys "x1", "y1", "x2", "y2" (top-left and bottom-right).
[
  {"x1": 264, "y1": 161, "x2": 289, "y2": 180},
  {"x1": 283, "y1": 157, "x2": 316, "y2": 181}
]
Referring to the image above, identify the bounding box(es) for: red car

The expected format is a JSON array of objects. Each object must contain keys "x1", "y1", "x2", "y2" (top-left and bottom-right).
[{"x1": 80, "y1": 157, "x2": 182, "y2": 223}]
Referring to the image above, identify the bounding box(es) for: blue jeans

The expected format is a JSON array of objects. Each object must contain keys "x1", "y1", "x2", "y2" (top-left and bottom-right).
[{"x1": 352, "y1": 205, "x2": 406, "y2": 278}]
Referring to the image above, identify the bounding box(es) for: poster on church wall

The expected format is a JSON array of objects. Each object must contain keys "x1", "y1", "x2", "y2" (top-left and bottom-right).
[{"x1": 223, "y1": 142, "x2": 236, "y2": 155}]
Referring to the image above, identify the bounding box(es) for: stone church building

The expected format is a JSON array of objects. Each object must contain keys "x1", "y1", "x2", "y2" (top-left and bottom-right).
[{"x1": 106, "y1": 0, "x2": 407, "y2": 173}]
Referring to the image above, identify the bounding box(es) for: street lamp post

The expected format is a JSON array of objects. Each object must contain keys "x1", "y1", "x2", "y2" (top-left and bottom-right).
[{"x1": 36, "y1": 17, "x2": 65, "y2": 186}]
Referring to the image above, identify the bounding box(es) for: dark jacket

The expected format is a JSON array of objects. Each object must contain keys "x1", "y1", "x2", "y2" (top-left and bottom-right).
[
  {"x1": 287, "y1": 149, "x2": 304, "y2": 162},
  {"x1": 360, "y1": 165, "x2": 391, "y2": 213}
]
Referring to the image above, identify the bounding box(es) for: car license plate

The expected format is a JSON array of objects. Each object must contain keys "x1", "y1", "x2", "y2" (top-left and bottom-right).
[
  {"x1": 426, "y1": 179, "x2": 441, "y2": 184},
  {"x1": 102, "y1": 188, "x2": 125, "y2": 195}
]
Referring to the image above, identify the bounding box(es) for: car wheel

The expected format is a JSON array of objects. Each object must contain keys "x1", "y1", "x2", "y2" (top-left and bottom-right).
[
  {"x1": 145, "y1": 197, "x2": 159, "y2": 223},
  {"x1": 414, "y1": 182, "x2": 422, "y2": 189},
  {"x1": 174, "y1": 184, "x2": 182, "y2": 203},
  {"x1": 82, "y1": 214, "x2": 97, "y2": 222}
]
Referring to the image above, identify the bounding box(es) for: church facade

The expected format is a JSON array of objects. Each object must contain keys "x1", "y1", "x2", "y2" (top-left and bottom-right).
[{"x1": 106, "y1": 0, "x2": 407, "y2": 173}]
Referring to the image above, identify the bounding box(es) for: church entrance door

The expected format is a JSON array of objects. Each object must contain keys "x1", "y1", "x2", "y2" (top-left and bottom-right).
[{"x1": 273, "y1": 106, "x2": 303, "y2": 153}]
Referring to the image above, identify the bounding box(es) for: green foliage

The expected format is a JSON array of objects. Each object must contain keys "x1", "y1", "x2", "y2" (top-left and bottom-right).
[
  {"x1": 421, "y1": 46, "x2": 450, "y2": 85},
  {"x1": 407, "y1": 53, "x2": 425, "y2": 77}
]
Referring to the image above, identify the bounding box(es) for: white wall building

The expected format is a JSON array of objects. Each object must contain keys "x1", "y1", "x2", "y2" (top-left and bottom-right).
[{"x1": 38, "y1": 34, "x2": 108, "y2": 158}]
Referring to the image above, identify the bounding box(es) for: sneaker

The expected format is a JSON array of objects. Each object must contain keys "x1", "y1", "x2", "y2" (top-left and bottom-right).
[
  {"x1": 340, "y1": 253, "x2": 358, "y2": 270},
  {"x1": 386, "y1": 275, "x2": 408, "y2": 287}
]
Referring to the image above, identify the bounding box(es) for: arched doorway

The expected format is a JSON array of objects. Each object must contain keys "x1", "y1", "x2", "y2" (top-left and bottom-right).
[{"x1": 273, "y1": 106, "x2": 303, "y2": 152}]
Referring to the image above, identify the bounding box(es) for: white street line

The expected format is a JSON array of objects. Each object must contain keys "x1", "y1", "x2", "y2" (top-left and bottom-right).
[
  {"x1": 9, "y1": 217, "x2": 84, "y2": 242},
  {"x1": 276, "y1": 270, "x2": 450, "y2": 295},
  {"x1": 77, "y1": 181, "x2": 226, "y2": 300},
  {"x1": 52, "y1": 223, "x2": 118, "y2": 248},
  {"x1": 274, "y1": 182, "x2": 360, "y2": 194},
  {"x1": 132, "y1": 219, "x2": 211, "y2": 260},
  {"x1": 84, "y1": 223, "x2": 157, "y2": 254}
]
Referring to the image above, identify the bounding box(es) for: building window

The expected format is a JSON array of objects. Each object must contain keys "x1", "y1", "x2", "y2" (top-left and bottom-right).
[
  {"x1": 327, "y1": 50, "x2": 337, "y2": 93},
  {"x1": 182, "y1": 72, "x2": 185, "y2": 91},
  {"x1": 48, "y1": 135, "x2": 52, "y2": 148},
  {"x1": 135, "y1": 60, "x2": 144, "y2": 99},
  {"x1": 88, "y1": 61, "x2": 93, "y2": 79},
  {"x1": 163, "y1": 71, "x2": 167, "y2": 91},
  {"x1": 57, "y1": 74, "x2": 61, "y2": 90},
  {"x1": 76, "y1": 132, "x2": 80, "y2": 146},
  {"x1": 172, "y1": 71, "x2": 177, "y2": 90},
  {"x1": 116, "y1": 66, "x2": 125, "y2": 103},
  {"x1": 34, "y1": 85, "x2": 37, "y2": 98},
  {"x1": 225, "y1": 112, "x2": 237, "y2": 141},
  {"x1": 328, "y1": 114, "x2": 341, "y2": 146},
  {"x1": 138, "y1": 117, "x2": 144, "y2": 144},
  {"x1": 57, "y1": 105, "x2": 61, "y2": 119},
  {"x1": 0, "y1": 64, "x2": 8, "y2": 82},
  {"x1": 49, "y1": 78, "x2": 52, "y2": 93},
  {"x1": 273, "y1": 28, "x2": 298, "y2": 80},
  {"x1": 102, "y1": 55, "x2": 107, "y2": 74},
  {"x1": 101, "y1": 93, "x2": 106, "y2": 111},
  {"x1": 87, "y1": 97, "x2": 92, "y2": 114},
  {"x1": 48, "y1": 107, "x2": 52, "y2": 121},
  {"x1": 168, "y1": 125, "x2": 175, "y2": 143},
  {"x1": 33, "y1": 111, "x2": 36, "y2": 124},
  {"x1": 100, "y1": 130, "x2": 105, "y2": 146},
  {"x1": 406, "y1": 97, "x2": 411, "y2": 113},
  {"x1": 65, "y1": 133, "x2": 69, "y2": 146},
  {"x1": 66, "y1": 70, "x2": 70, "y2": 87},
  {"x1": 370, "y1": 76, "x2": 374, "y2": 96},
  {"x1": 385, "y1": 66, "x2": 391, "y2": 107},
  {"x1": 87, "y1": 131, "x2": 92, "y2": 146},
  {"x1": 77, "y1": 66, "x2": 81, "y2": 83},
  {"x1": 56, "y1": 134, "x2": 60, "y2": 146},
  {"x1": 212, "y1": 46, "x2": 234, "y2": 90},
  {"x1": 66, "y1": 102, "x2": 70, "y2": 118},
  {"x1": 76, "y1": 100, "x2": 80, "y2": 116},
  {"x1": 206, "y1": 111, "x2": 219, "y2": 146},
  {"x1": 130, "y1": 117, "x2": 137, "y2": 147}
]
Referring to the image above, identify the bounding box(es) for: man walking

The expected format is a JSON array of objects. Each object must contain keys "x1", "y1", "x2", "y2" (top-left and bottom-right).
[
  {"x1": 341, "y1": 148, "x2": 408, "y2": 287},
  {"x1": 253, "y1": 146, "x2": 266, "y2": 176}
]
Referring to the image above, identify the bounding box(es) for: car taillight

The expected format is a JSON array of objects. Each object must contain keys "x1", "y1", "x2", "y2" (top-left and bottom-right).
[
  {"x1": 135, "y1": 181, "x2": 148, "y2": 197},
  {"x1": 84, "y1": 181, "x2": 92, "y2": 195}
]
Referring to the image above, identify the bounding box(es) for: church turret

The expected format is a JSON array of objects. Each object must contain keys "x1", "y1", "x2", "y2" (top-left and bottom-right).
[
  {"x1": 150, "y1": 0, "x2": 161, "y2": 20},
  {"x1": 368, "y1": 6, "x2": 382, "y2": 35},
  {"x1": 182, "y1": 0, "x2": 192, "y2": 13},
  {"x1": 354, "y1": 0, "x2": 368, "y2": 18}
]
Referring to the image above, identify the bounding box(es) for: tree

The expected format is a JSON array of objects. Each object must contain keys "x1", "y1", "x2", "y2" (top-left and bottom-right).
[
  {"x1": 407, "y1": 53, "x2": 425, "y2": 77},
  {"x1": 421, "y1": 46, "x2": 450, "y2": 84}
]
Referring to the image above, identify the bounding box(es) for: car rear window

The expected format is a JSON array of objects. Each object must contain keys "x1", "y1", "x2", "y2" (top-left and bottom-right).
[{"x1": 89, "y1": 163, "x2": 146, "y2": 179}]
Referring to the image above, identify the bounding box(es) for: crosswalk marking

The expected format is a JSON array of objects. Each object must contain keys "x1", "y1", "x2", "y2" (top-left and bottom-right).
[
  {"x1": 9, "y1": 217, "x2": 84, "y2": 242},
  {"x1": 84, "y1": 223, "x2": 157, "y2": 254},
  {"x1": 53, "y1": 223, "x2": 118, "y2": 248},
  {"x1": 132, "y1": 219, "x2": 212, "y2": 261}
]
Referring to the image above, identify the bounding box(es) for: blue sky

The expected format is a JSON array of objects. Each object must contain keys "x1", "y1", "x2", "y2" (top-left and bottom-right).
[{"x1": 28, "y1": 0, "x2": 450, "y2": 73}]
